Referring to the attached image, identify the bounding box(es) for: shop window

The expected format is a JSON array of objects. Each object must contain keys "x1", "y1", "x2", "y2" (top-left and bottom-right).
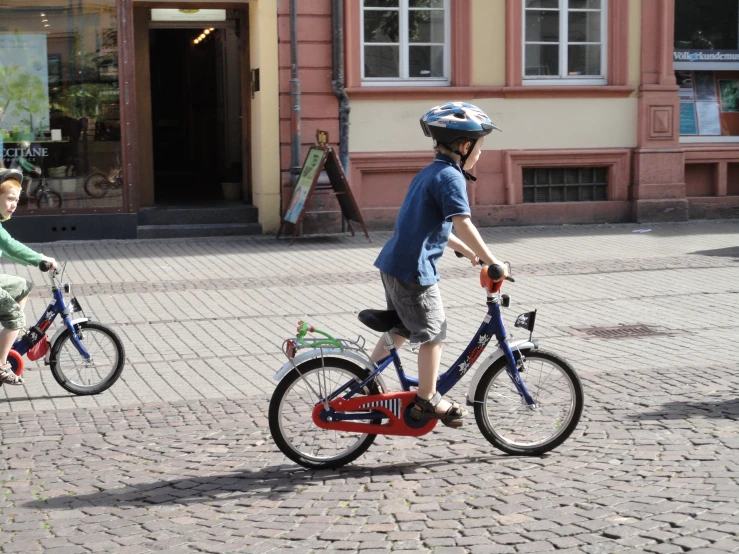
[
  {"x1": 522, "y1": 167, "x2": 608, "y2": 203},
  {"x1": 674, "y1": 1, "x2": 739, "y2": 140},
  {"x1": 676, "y1": 71, "x2": 739, "y2": 139},
  {"x1": 523, "y1": 0, "x2": 607, "y2": 85},
  {"x1": 675, "y1": 0, "x2": 738, "y2": 53},
  {"x1": 361, "y1": 0, "x2": 450, "y2": 86},
  {"x1": 0, "y1": 0, "x2": 122, "y2": 212}
]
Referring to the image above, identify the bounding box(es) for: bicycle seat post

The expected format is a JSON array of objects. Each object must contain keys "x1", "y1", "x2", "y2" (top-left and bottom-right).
[{"x1": 383, "y1": 332, "x2": 395, "y2": 352}]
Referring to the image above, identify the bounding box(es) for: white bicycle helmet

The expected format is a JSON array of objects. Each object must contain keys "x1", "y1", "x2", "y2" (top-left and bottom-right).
[{"x1": 420, "y1": 102, "x2": 500, "y2": 179}]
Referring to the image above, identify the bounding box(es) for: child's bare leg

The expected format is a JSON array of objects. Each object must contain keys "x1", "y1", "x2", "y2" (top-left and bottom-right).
[
  {"x1": 0, "y1": 327, "x2": 20, "y2": 364},
  {"x1": 370, "y1": 333, "x2": 406, "y2": 363},
  {"x1": 417, "y1": 341, "x2": 457, "y2": 414},
  {"x1": 0, "y1": 296, "x2": 27, "y2": 364}
]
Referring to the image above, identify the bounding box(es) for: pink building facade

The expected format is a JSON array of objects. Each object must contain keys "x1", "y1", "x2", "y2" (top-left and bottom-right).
[{"x1": 279, "y1": 0, "x2": 739, "y2": 233}]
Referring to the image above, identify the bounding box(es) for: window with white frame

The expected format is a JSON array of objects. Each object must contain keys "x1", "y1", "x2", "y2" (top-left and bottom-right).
[
  {"x1": 524, "y1": 0, "x2": 607, "y2": 84},
  {"x1": 362, "y1": 0, "x2": 450, "y2": 85}
]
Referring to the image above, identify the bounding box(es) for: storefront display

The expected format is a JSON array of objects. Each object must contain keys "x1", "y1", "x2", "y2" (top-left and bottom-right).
[
  {"x1": 674, "y1": 1, "x2": 739, "y2": 138},
  {"x1": 0, "y1": 0, "x2": 123, "y2": 212}
]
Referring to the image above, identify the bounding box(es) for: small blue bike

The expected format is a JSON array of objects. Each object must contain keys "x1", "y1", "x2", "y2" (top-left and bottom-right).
[
  {"x1": 270, "y1": 261, "x2": 584, "y2": 469},
  {"x1": 7, "y1": 261, "x2": 125, "y2": 395}
]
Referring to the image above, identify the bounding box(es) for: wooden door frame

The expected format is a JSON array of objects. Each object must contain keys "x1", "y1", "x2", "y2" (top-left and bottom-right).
[
  {"x1": 123, "y1": 2, "x2": 253, "y2": 209},
  {"x1": 239, "y1": 8, "x2": 252, "y2": 204},
  {"x1": 119, "y1": 0, "x2": 139, "y2": 212}
]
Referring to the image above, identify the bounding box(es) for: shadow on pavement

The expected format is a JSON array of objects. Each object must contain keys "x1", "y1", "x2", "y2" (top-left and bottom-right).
[
  {"x1": 690, "y1": 246, "x2": 739, "y2": 259},
  {"x1": 0, "y1": 394, "x2": 75, "y2": 403},
  {"x1": 631, "y1": 399, "x2": 739, "y2": 420},
  {"x1": 30, "y1": 455, "x2": 514, "y2": 511}
]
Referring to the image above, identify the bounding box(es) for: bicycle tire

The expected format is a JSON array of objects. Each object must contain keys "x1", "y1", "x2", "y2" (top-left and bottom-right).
[
  {"x1": 83, "y1": 171, "x2": 111, "y2": 198},
  {"x1": 50, "y1": 322, "x2": 125, "y2": 395},
  {"x1": 269, "y1": 357, "x2": 383, "y2": 469},
  {"x1": 473, "y1": 349, "x2": 584, "y2": 456},
  {"x1": 37, "y1": 191, "x2": 62, "y2": 209}
]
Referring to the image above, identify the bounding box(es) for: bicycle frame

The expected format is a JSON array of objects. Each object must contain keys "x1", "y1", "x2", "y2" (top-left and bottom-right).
[
  {"x1": 12, "y1": 271, "x2": 90, "y2": 361},
  {"x1": 320, "y1": 291, "x2": 536, "y2": 425}
]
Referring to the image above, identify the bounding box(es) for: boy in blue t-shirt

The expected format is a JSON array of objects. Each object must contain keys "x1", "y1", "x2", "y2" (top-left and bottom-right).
[{"x1": 371, "y1": 102, "x2": 508, "y2": 428}]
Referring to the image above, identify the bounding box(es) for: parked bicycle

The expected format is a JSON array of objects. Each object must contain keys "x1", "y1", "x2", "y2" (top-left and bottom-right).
[
  {"x1": 83, "y1": 165, "x2": 122, "y2": 198},
  {"x1": 7, "y1": 261, "x2": 126, "y2": 395},
  {"x1": 269, "y1": 260, "x2": 584, "y2": 469},
  {"x1": 10, "y1": 156, "x2": 63, "y2": 209}
]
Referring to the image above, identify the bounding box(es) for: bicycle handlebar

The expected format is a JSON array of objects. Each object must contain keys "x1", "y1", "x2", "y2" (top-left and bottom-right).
[
  {"x1": 454, "y1": 251, "x2": 515, "y2": 283},
  {"x1": 39, "y1": 261, "x2": 52, "y2": 272}
]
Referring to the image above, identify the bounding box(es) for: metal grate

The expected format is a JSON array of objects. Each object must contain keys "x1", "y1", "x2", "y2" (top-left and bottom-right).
[
  {"x1": 523, "y1": 167, "x2": 608, "y2": 203},
  {"x1": 578, "y1": 325, "x2": 661, "y2": 339}
]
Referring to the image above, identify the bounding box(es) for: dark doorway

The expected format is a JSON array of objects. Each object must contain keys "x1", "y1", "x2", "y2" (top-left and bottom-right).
[{"x1": 149, "y1": 27, "x2": 242, "y2": 204}]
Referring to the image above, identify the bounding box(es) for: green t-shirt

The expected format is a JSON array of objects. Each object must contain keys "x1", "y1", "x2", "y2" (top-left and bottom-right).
[{"x1": 0, "y1": 221, "x2": 41, "y2": 266}]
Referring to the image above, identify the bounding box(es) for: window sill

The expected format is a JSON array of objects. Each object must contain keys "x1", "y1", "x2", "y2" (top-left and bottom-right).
[
  {"x1": 345, "y1": 85, "x2": 636, "y2": 100},
  {"x1": 502, "y1": 85, "x2": 635, "y2": 98},
  {"x1": 681, "y1": 136, "x2": 739, "y2": 144}
]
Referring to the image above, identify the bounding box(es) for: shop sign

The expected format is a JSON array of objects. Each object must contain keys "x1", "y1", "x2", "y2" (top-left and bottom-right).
[
  {"x1": 674, "y1": 50, "x2": 739, "y2": 63},
  {"x1": 1, "y1": 147, "x2": 49, "y2": 158}
]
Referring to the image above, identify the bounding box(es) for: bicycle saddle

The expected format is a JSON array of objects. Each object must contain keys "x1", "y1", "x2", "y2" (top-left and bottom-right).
[{"x1": 358, "y1": 309, "x2": 401, "y2": 333}]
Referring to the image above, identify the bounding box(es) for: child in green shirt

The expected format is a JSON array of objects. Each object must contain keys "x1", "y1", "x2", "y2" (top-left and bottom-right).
[{"x1": 0, "y1": 168, "x2": 57, "y2": 385}]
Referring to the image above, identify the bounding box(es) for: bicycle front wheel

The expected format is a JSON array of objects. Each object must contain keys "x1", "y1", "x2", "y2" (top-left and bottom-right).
[
  {"x1": 37, "y1": 191, "x2": 62, "y2": 209},
  {"x1": 50, "y1": 322, "x2": 125, "y2": 395},
  {"x1": 83, "y1": 172, "x2": 110, "y2": 198},
  {"x1": 269, "y1": 357, "x2": 383, "y2": 470},
  {"x1": 474, "y1": 349, "x2": 583, "y2": 456}
]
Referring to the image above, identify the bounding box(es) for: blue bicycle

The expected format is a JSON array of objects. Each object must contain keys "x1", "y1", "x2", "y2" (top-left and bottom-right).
[
  {"x1": 270, "y1": 262, "x2": 584, "y2": 469},
  {"x1": 7, "y1": 261, "x2": 125, "y2": 395}
]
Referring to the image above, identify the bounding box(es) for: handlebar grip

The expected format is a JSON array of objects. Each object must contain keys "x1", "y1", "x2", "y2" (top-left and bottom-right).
[
  {"x1": 489, "y1": 264, "x2": 516, "y2": 283},
  {"x1": 456, "y1": 251, "x2": 516, "y2": 282},
  {"x1": 39, "y1": 261, "x2": 51, "y2": 272},
  {"x1": 487, "y1": 264, "x2": 505, "y2": 280}
]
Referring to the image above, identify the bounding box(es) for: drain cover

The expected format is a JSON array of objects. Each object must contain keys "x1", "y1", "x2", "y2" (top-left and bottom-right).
[{"x1": 569, "y1": 325, "x2": 666, "y2": 339}]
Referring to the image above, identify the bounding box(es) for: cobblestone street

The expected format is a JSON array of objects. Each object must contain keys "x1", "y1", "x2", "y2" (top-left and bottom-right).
[{"x1": 1, "y1": 220, "x2": 738, "y2": 553}]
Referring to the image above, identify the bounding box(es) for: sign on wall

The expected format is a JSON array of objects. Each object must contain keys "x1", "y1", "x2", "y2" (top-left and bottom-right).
[
  {"x1": 674, "y1": 50, "x2": 739, "y2": 63},
  {"x1": 278, "y1": 131, "x2": 370, "y2": 246}
]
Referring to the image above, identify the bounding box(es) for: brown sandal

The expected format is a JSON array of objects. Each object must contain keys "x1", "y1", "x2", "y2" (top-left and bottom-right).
[{"x1": 409, "y1": 392, "x2": 468, "y2": 428}]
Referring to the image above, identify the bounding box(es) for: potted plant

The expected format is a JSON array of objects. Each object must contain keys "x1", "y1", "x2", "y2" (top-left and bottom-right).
[{"x1": 221, "y1": 181, "x2": 242, "y2": 201}]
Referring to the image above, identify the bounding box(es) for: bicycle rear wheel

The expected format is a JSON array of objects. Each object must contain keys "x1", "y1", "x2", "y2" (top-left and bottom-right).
[
  {"x1": 37, "y1": 191, "x2": 62, "y2": 209},
  {"x1": 474, "y1": 349, "x2": 583, "y2": 456},
  {"x1": 269, "y1": 357, "x2": 382, "y2": 469},
  {"x1": 50, "y1": 322, "x2": 125, "y2": 395},
  {"x1": 83, "y1": 171, "x2": 110, "y2": 198}
]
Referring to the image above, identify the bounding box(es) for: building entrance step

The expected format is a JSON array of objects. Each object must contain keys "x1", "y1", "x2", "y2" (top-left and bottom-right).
[
  {"x1": 137, "y1": 222, "x2": 262, "y2": 239},
  {"x1": 138, "y1": 204, "x2": 259, "y2": 226}
]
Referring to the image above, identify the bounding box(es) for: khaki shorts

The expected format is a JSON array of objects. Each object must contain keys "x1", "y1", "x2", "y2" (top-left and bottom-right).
[
  {"x1": 380, "y1": 272, "x2": 447, "y2": 344},
  {"x1": 0, "y1": 274, "x2": 33, "y2": 330}
]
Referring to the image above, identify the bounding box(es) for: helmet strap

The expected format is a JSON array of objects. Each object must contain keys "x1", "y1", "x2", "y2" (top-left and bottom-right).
[
  {"x1": 437, "y1": 139, "x2": 479, "y2": 181},
  {"x1": 458, "y1": 139, "x2": 478, "y2": 171}
]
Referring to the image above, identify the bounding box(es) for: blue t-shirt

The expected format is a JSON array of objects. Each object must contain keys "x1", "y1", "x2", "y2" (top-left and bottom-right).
[{"x1": 375, "y1": 153, "x2": 471, "y2": 285}]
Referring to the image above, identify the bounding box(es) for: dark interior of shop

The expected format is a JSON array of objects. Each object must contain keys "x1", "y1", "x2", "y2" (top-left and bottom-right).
[{"x1": 149, "y1": 28, "x2": 222, "y2": 204}]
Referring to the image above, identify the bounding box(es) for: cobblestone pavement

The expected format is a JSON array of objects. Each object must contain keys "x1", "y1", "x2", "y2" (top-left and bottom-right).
[{"x1": 0, "y1": 220, "x2": 738, "y2": 553}]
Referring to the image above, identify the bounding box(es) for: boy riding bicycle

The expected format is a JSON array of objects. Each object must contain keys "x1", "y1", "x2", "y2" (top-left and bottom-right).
[
  {"x1": 0, "y1": 168, "x2": 57, "y2": 385},
  {"x1": 370, "y1": 102, "x2": 508, "y2": 428}
]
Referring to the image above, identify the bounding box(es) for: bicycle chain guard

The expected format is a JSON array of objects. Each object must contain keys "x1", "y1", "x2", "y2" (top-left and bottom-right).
[{"x1": 312, "y1": 391, "x2": 438, "y2": 437}]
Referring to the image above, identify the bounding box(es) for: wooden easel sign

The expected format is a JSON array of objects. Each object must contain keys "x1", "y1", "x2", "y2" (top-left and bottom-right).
[{"x1": 277, "y1": 131, "x2": 370, "y2": 245}]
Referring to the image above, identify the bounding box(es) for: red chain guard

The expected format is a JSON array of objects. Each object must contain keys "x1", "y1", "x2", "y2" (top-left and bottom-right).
[{"x1": 312, "y1": 391, "x2": 438, "y2": 437}]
